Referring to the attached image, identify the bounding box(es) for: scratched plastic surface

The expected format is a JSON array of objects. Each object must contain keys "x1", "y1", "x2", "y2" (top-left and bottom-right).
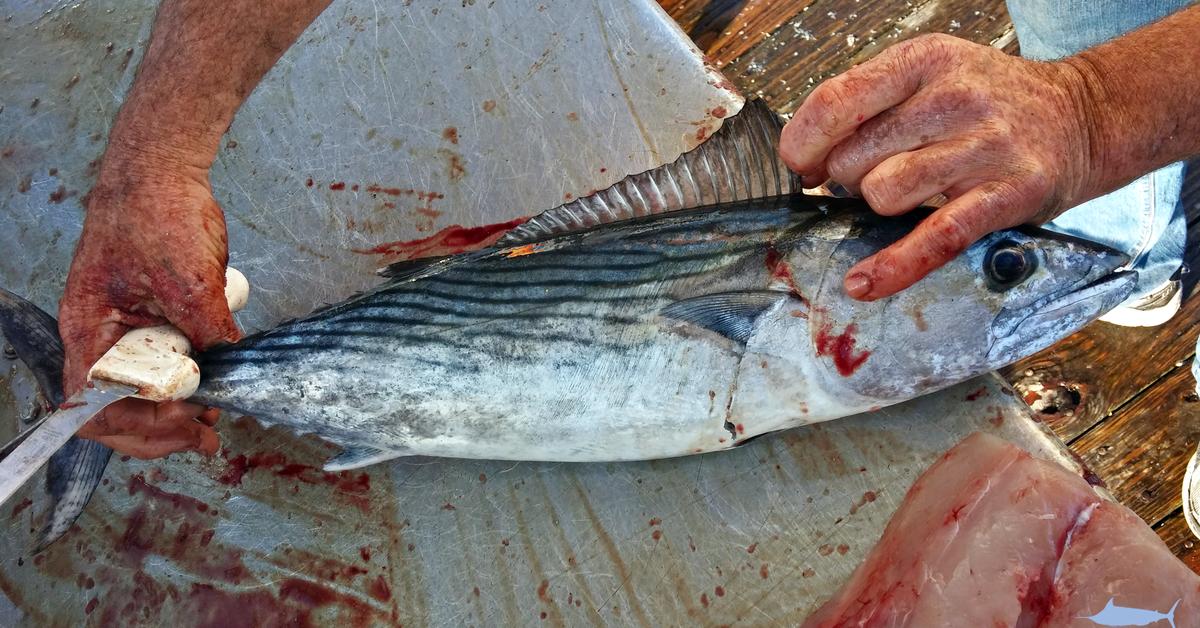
[
  {"x1": 0, "y1": 1, "x2": 1086, "y2": 626},
  {"x1": 0, "y1": 372, "x2": 1082, "y2": 626}
]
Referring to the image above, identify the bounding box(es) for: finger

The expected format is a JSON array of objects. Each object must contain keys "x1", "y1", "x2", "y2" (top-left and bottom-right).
[
  {"x1": 843, "y1": 181, "x2": 1030, "y2": 300},
  {"x1": 77, "y1": 399, "x2": 209, "y2": 438},
  {"x1": 197, "y1": 407, "x2": 221, "y2": 427},
  {"x1": 154, "y1": 266, "x2": 242, "y2": 351},
  {"x1": 97, "y1": 421, "x2": 218, "y2": 459},
  {"x1": 58, "y1": 300, "x2": 133, "y2": 396},
  {"x1": 824, "y1": 92, "x2": 976, "y2": 190},
  {"x1": 800, "y1": 166, "x2": 829, "y2": 190},
  {"x1": 779, "y1": 38, "x2": 938, "y2": 175},
  {"x1": 858, "y1": 139, "x2": 988, "y2": 216}
]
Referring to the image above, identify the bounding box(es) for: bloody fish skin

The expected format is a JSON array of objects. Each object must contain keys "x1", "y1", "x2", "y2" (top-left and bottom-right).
[{"x1": 191, "y1": 196, "x2": 1135, "y2": 466}]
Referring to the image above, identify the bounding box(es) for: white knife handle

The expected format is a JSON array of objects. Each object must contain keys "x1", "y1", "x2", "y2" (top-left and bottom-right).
[{"x1": 87, "y1": 268, "x2": 250, "y2": 402}]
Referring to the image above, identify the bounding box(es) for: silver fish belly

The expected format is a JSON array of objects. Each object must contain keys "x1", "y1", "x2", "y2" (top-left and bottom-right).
[{"x1": 193, "y1": 202, "x2": 865, "y2": 463}]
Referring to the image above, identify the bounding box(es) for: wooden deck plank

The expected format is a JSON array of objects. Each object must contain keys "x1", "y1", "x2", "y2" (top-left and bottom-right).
[
  {"x1": 657, "y1": 0, "x2": 748, "y2": 51},
  {"x1": 1155, "y1": 510, "x2": 1200, "y2": 574},
  {"x1": 1071, "y1": 366, "x2": 1200, "y2": 527},
  {"x1": 664, "y1": 0, "x2": 1012, "y2": 114}
]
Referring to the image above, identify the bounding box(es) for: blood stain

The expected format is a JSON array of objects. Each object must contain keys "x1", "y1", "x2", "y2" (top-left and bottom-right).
[
  {"x1": 216, "y1": 451, "x2": 370, "y2": 496},
  {"x1": 367, "y1": 575, "x2": 392, "y2": 602},
  {"x1": 353, "y1": 217, "x2": 528, "y2": 260},
  {"x1": 442, "y1": 127, "x2": 459, "y2": 144},
  {"x1": 9, "y1": 497, "x2": 32, "y2": 520},
  {"x1": 814, "y1": 322, "x2": 871, "y2": 376},
  {"x1": 965, "y1": 387, "x2": 988, "y2": 401}
]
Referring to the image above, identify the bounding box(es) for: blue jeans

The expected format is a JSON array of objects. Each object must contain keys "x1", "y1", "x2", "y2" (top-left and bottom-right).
[{"x1": 1007, "y1": 0, "x2": 1194, "y2": 389}]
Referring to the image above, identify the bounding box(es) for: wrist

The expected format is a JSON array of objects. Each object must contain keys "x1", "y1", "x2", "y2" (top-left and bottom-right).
[{"x1": 1053, "y1": 52, "x2": 1140, "y2": 201}]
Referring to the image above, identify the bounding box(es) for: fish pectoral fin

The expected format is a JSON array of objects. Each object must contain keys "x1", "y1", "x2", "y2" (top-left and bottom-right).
[
  {"x1": 661, "y1": 291, "x2": 789, "y2": 344},
  {"x1": 323, "y1": 445, "x2": 404, "y2": 471}
]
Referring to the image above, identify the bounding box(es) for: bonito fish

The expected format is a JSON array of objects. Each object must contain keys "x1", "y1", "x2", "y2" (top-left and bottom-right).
[{"x1": 0, "y1": 101, "x2": 1136, "y2": 546}]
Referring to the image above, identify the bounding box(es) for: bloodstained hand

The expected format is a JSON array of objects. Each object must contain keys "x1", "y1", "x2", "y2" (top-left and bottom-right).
[
  {"x1": 59, "y1": 157, "x2": 239, "y2": 459},
  {"x1": 779, "y1": 34, "x2": 1096, "y2": 300}
]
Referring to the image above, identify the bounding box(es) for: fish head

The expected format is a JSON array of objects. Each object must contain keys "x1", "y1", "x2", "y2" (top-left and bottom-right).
[{"x1": 802, "y1": 211, "x2": 1136, "y2": 401}]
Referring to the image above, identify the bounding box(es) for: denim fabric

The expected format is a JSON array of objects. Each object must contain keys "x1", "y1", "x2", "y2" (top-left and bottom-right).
[
  {"x1": 1007, "y1": 0, "x2": 1195, "y2": 392},
  {"x1": 1007, "y1": 0, "x2": 1196, "y2": 61},
  {"x1": 1007, "y1": 0, "x2": 1193, "y2": 303}
]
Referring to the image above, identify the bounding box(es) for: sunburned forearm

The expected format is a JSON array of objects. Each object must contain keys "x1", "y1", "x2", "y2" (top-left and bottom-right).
[
  {"x1": 1064, "y1": 4, "x2": 1200, "y2": 199},
  {"x1": 106, "y1": 0, "x2": 333, "y2": 173},
  {"x1": 61, "y1": 0, "x2": 334, "y2": 458}
]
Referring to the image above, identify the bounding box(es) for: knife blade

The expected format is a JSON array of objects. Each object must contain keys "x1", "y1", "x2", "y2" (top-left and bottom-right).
[{"x1": 0, "y1": 382, "x2": 136, "y2": 505}]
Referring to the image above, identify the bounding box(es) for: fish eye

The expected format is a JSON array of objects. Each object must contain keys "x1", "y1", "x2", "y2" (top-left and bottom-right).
[{"x1": 985, "y1": 241, "x2": 1035, "y2": 290}]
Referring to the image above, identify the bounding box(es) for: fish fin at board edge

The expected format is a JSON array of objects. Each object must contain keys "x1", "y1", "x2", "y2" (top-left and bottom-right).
[
  {"x1": 495, "y1": 99, "x2": 804, "y2": 247},
  {"x1": 324, "y1": 445, "x2": 405, "y2": 471},
  {"x1": 661, "y1": 290, "x2": 791, "y2": 344},
  {"x1": 0, "y1": 286, "x2": 112, "y2": 550}
]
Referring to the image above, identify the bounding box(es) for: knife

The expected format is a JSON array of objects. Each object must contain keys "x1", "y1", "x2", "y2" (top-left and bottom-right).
[{"x1": 0, "y1": 268, "x2": 249, "y2": 506}]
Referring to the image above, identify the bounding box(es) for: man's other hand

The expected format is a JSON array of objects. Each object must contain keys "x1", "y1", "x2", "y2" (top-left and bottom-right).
[{"x1": 780, "y1": 34, "x2": 1095, "y2": 300}]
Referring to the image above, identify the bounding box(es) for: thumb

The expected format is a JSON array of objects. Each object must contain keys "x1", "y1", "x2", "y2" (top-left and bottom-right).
[{"x1": 153, "y1": 269, "x2": 242, "y2": 352}]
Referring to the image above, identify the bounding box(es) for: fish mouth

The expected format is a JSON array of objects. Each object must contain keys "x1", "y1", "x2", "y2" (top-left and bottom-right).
[{"x1": 987, "y1": 268, "x2": 1138, "y2": 363}]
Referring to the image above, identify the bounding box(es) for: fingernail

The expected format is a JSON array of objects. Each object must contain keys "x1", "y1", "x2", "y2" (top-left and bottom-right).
[
  {"x1": 845, "y1": 273, "x2": 872, "y2": 299},
  {"x1": 197, "y1": 430, "x2": 220, "y2": 456}
]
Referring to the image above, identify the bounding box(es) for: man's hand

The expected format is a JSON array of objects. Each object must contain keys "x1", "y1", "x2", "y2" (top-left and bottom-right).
[
  {"x1": 57, "y1": 0, "x2": 333, "y2": 458},
  {"x1": 780, "y1": 33, "x2": 1095, "y2": 300},
  {"x1": 59, "y1": 154, "x2": 239, "y2": 458}
]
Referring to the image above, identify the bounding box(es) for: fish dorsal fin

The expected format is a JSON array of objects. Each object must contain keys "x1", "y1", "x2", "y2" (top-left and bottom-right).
[
  {"x1": 661, "y1": 290, "x2": 790, "y2": 344},
  {"x1": 376, "y1": 254, "x2": 455, "y2": 279},
  {"x1": 323, "y1": 445, "x2": 403, "y2": 471},
  {"x1": 498, "y1": 99, "x2": 802, "y2": 246}
]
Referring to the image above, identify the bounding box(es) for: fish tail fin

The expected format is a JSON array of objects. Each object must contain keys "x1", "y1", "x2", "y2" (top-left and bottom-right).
[
  {"x1": 1167, "y1": 598, "x2": 1180, "y2": 628},
  {"x1": 36, "y1": 437, "x2": 113, "y2": 551},
  {"x1": 0, "y1": 287, "x2": 112, "y2": 550}
]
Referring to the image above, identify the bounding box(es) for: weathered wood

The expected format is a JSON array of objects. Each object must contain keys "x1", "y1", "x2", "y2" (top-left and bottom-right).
[
  {"x1": 1155, "y1": 510, "x2": 1200, "y2": 574},
  {"x1": 663, "y1": 0, "x2": 1013, "y2": 114},
  {"x1": 1071, "y1": 366, "x2": 1200, "y2": 527},
  {"x1": 717, "y1": 0, "x2": 1013, "y2": 113},
  {"x1": 657, "y1": 0, "x2": 749, "y2": 51}
]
